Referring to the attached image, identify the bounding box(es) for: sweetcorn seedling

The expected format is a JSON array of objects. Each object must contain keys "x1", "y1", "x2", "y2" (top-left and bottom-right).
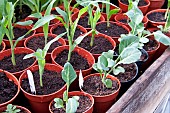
[
  {"x1": 3, "y1": 104, "x2": 20, "y2": 113},
  {"x1": 54, "y1": 62, "x2": 79, "y2": 113}
]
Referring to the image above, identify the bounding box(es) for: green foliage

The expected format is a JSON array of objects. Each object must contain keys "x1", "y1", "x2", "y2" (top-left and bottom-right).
[
  {"x1": 3, "y1": 104, "x2": 20, "y2": 113},
  {"x1": 54, "y1": 62, "x2": 79, "y2": 113}
]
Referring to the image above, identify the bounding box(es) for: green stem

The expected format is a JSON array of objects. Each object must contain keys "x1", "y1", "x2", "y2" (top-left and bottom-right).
[
  {"x1": 90, "y1": 30, "x2": 95, "y2": 47},
  {"x1": 11, "y1": 47, "x2": 16, "y2": 66}
]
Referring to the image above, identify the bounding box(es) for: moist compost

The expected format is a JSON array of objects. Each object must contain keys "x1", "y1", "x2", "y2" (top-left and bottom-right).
[
  {"x1": 26, "y1": 36, "x2": 62, "y2": 53},
  {"x1": 4, "y1": 27, "x2": 33, "y2": 40},
  {"x1": 96, "y1": 22, "x2": 129, "y2": 37},
  {"x1": 0, "y1": 72, "x2": 18, "y2": 104},
  {"x1": 147, "y1": 12, "x2": 166, "y2": 22},
  {"x1": 21, "y1": 70, "x2": 65, "y2": 95},
  {"x1": 119, "y1": 19, "x2": 128, "y2": 24},
  {"x1": 15, "y1": 5, "x2": 32, "y2": 22},
  {"x1": 52, "y1": 26, "x2": 85, "y2": 40},
  {"x1": 51, "y1": 95, "x2": 92, "y2": 113},
  {"x1": 0, "y1": 53, "x2": 35, "y2": 73},
  {"x1": 78, "y1": 36, "x2": 113, "y2": 54},
  {"x1": 82, "y1": 75, "x2": 119, "y2": 96},
  {"x1": 55, "y1": 50, "x2": 90, "y2": 70},
  {"x1": 120, "y1": 0, "x2": 148, "y2": 6},
  {"x1": 143, "y1": 39, "x2": 158, "y2": 51},
  {"x1": 116, "y1": 63, "x2": 137, "y2": 82}
]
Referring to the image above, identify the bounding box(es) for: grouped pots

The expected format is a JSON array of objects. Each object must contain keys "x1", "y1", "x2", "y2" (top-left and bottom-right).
[
  {"x1": 49, "y1": 91, "x2": 94, "y2": 113},
  {"x1": 19, "y1": 64, "x2": 66, "y2": 113},
  {"x1": 24, "y1": 33, "x2": 66, "y2": 63},
  {"x1": 3, "y1": 25, "x2": 36, "y2": 48},
  {"x1": 148, "y1": 0, "x2": 165, "y2": 11},
  {"x1": 81, "y1": 73, "x2": 121, "y2": 113},
  {"x1": 114, "y1": 14, "x2": 148, "y2": 30},
  {"x1": 146, "y1": 9, "x2": 167, "y2": 27},
  {"x1": 78, "y1": 33, "x2": 116, "y2": 60},
  {"x1": 0, "y1": 47, "x2": 37, "y2": 78},
  {"x1": 96, "y1": 21, "x2": 130, "y2": 44},
  {"x1": 118, "y1": 0, "x2": 150, "y2": 14},
  {"x1": 0, "y1": 69, "x2": 20, "y2": 107},
  {"x1": 0, "y1": 105, "x2": 31, "y2": 113},
  {"x1": 0, "y1": 41, "x2": 6, "y2": 53}
]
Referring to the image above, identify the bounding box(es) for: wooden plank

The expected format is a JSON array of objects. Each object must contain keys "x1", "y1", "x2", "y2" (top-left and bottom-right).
[{"x1": 107, "y1": 47, "x2": 170, "y2": 113}]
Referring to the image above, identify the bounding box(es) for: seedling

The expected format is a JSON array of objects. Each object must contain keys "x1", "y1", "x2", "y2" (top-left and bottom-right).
[
  {"x1": 3, "y1": 104, "x2": 20, "y2": 113},
  {"x1": 54, "y1": 62, "x2": 79, "y2": 113},
  {"x1": 23, "y1": 32, "x2": 66, "y2": 87}
]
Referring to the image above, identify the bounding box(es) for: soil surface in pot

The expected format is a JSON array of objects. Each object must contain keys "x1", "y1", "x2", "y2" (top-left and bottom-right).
[
  {"x1": 55, "y1": 50, "x2": 90, "y2": 70},
  {"x1": 15, "y1": 5, "x2": 32, "y2": 22},
  {"x1": 21, "y1": 70, "x2": 65, "y2": 95},
  {"x1": 0, "y1": 72, "x2": 17, "y2": 104},
  {"x1": 82, "y1": 75, "x2": 119, "y2": 96},
  {"x1": 96, "y1": 22, "x2": 128, "y2": 37},
  {"x1": 78, "y1": 36, "x2": 113, "y2": 54},
  {"x1": 78, "y1": 15, "x2": 101, "y2": 28},
  {"x1": 147, "y1": 12, "x2": 166, "y2": 22},
  {"x1": 0, "y1": 44, "x2": 3, "y2": 52},
  {"x1": 2, "y1": 108, "x2": 28, "y2": 113},
  {"x1": 51, "y1": 95, "x2": 92, "y2": 113},
  {"x1": 143, "y1": 39, "x2": 158, "y2": 51},
  {"x1": 120, "y1": 0, "x2": 148, "y2": 6},
  {"x1": 119, "y1": 19, "x2": 128, "y2": 23},
  {"x1": 26, "y1": 36, "x2": 62, "y2": 53},
  {"x1": 116, "y1": 63, "x2": 137, "y2": 82},
  {"x1": 0, "y1": 53, "x2": 35, "y2": 73},
  {"x1": 4, "y1": 27, "x2": 34, "y2": 40},
  {"x1": 52, "y1": 26, "x2": 85, "y2": 40}
]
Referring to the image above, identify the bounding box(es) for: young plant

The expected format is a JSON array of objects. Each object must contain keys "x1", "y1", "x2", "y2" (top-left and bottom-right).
[
  {"x1": 54, "y1": 62, "x2": 79, "y2": 113},
  {"x1": 23, "y1": 32, "x2": 66, "y2": 87},
  {"x1": 93, "y1": 36, "x2": 142, "y2": 88},
  {"x1": 2, "y1": 104, "x2": 20, "y2": 113}
]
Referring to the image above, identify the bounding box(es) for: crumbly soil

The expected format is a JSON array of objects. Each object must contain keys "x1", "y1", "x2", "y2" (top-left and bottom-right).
[
  {"x1": 0, "y1": 53, "x2": 35, "y2": 73},
  {"x1": 21, "y1": 70, "x2": 65, "y2": 95},
  {"x1": 82, "y1": 75, "x2": 119, "y2": 96},
  {"x1": 14, "y1": 5, "x2": 32, "y2": 22},
  {"x1": 78, "y1": 15, "x2": 92, "y2": 28},
  {"x1": 116, "y1": 63, "x2": 137, "y2": 82},
  {"x1": 55, "y1": 50, "x2": 90, "y2": 70},
  {"x1": 0, "y1": 72, "x2": 18, "y2": 104},
  {"x1": 4, "y1": 27, "x2": 34, "y2": 40},
  {"x1": 52, "y1": 26, "x2": 85, "y2": 40},
  {"x1": 26, "y1": 36, "x2": 62, "y2": 53},
  {"x1": 51, "y1": 95, "x2": 92, "y2": 113},
  {"x1": 96, "y1": 22, "x2": 129, "y2": 37},
  {"x1": 143, "y1": 39, "x2": 158, "y2": 51},
  {"x1": 120, "y1": 0, "x2": 148, "y2": 6},
  {"x1": 78, "y1": 36, "x2": 113, "y2": 54},
  {"x1": 147, "y1": 12, "x2": 166, "y2": 22},
  {"x1": 119, "y1": 19, "x2": 128, "y2": 24}
]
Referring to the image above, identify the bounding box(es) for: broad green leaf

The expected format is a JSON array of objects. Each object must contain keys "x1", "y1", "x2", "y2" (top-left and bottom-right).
[
  {"x1": 102, "y1": 50, "x2": 114, "y2": 59},
  {"x1": 62, "y1": 62, "x2": 77, "y2": 86},
  {"x1": 105, "y1": 79, "x2": 112, "y2": 88},
  {"x1": 107, "y1": 58, "x2": 115, "y2": 67},
  {"x1": 66, "y1": 97, "x2": 79, "y2": 113},
  {"x1": 15, "y1": 20, "x2": 33, "y2": 26},
  {"x1": 92, "y1": 63, "x2": 102, "y2": 73},
  {"x1": 108, "y1": 9, "x2": 119, "y2": 20},
  {"x1": 29, "y1": 13, "x2": 42, "y2": 18},
  {"x1": 54, "y1": 98, "x2": 64, "y2": 108},
  {"x1": 153, "y1": 31, "x2": 170, "y2": 46},
  {"x1": 113, "y1": 66, "x2": 125, "y2": 75},
  {"x1": 97, "y1": 55, "x2": 109, "y2": 71},
  {"x1": 55, "y1": 7, "x2": 68, "y2": 23},
  {"x1": 23, "y1": 53, "x2": 34, "y2": 59},
  {"x1": 139, "y1": 37, "x2": 149, "y2": 43},
  {"x1": 72, "y1": 96, "x2": 79, "y2": 101},
  {"x1": 41, "y1": 0, "x2": 51, "y2": 12},
  {"x1": 119, "y1": 47, "x2": 141, "y2": 64}
]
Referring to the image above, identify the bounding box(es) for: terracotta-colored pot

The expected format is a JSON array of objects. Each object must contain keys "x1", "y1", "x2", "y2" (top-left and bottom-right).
[
  {"x1": 50, "y1": 23, "x2": 87, "y2": 44},
  {"x1": 0, "y1": 47, "x2": 37, "y2": 77},
  {"x1": 51, "y1": 45, "x2": 95, "y2": 90},
  {"x1": 3, "y1": 25, "x2": 35, "y2": 47},
  {"x1": 82, "y1": 73, "x2": 121, "y2": 113},
  {"x1": 118, "y1": 0, "x2": 150, "y2": 14},
  {"x1": 148, "y1": 0, "x2": 165, "y2": 11},
  {"x1": 24, "y1": 33, "x2": 66, "y2": 63},
  {"x1": 0, "y1": 41, "x2": 6, "y2": 52},
  {"x1": 96, "y1": 21, "x2": 130, "y2": 44},
  {"x1": 78, "y1": 33, "x2": 116, "y2": 60},
  {"x1": 49, "y1": 91, "x2": 94, "y2": 113},
  {"x1": 19, "y1": 64, "x2": 66, "y2": 113},
  {"x1": 98, "y1": 4, "x2": 122, "y2": 21},
  {"x1": 25, "y1": 17, "x2": 60, "y2": 33},
  {"x1": 0, "y1": 70, "x2": 20, "y2": 107},
  {"x1": 146, "y1": 9, "x2": 167, "y2": 27},
  {"x1": 114, "y1": 14, "x2": 148, "y2": 30},
  {"x1": 71, "y1": 11, "x2": 105, "y2": 31},
  {"x1": 0, "y1": 105, "x2": 31, "y2": 113}
]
